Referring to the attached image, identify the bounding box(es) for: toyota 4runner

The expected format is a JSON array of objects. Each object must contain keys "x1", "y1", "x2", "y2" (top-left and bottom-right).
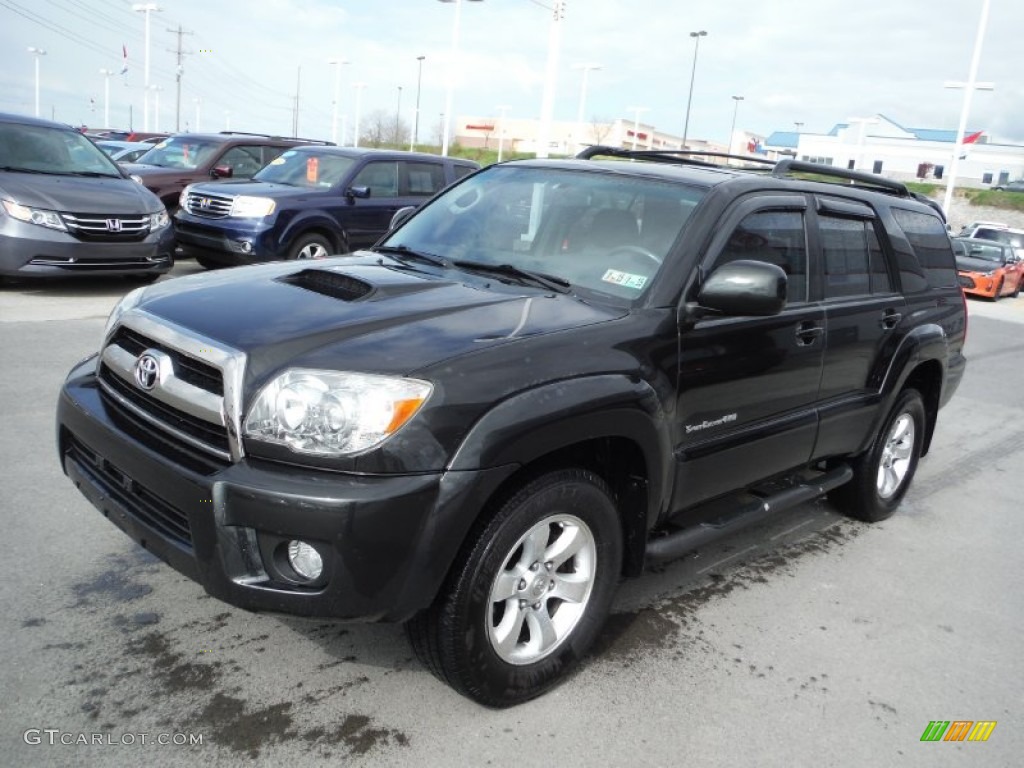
[{"x1": 57, "y1": 146, "x2": 966, "y2": 707}]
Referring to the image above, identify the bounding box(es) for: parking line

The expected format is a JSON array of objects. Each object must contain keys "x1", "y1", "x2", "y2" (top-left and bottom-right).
[
  {"x1": 769, "y1": 517, "x2": 818, "y2": 541},
  {"x1": 696, "y1": 544, "x2": 760, "y2": 574}
]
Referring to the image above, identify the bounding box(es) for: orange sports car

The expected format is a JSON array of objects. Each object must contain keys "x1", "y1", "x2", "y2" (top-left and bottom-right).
[{"x1": 953, "y1": 237, "x2": 1024, "y2": 300}]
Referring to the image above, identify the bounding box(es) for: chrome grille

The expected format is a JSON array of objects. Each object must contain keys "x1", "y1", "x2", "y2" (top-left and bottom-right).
[
  {"x1": 98, "y1": 317, "x2": 244, "y2": 463},
  {"x1": 184, "y1": 191, "x2": 233, "y2": 218},
  {"x1": 62, "y1": 212, "x2": 151, "y2": 241}
]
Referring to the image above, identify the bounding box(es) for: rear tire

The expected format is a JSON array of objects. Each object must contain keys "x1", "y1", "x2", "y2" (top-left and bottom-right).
[
  {"x1": 406, "y1": 469, "x2": 622, "y2": 707},
  {"x1": 829, "y1": 389, "x2": 925, "y2": 522}
]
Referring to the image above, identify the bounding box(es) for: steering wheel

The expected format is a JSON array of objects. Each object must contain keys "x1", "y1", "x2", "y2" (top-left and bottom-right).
[{"x1": 607, "y1": 244, "x2": 662, "y2": 266}]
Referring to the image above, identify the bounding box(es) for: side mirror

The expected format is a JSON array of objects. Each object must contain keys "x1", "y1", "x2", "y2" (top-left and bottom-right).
[
  {"x1": 345, "y1": 185, "x2": 371, "y2": 200},
  {"x1": 211, "y1": 165, "x2": 233, "y2": 179},
  {"x1": 697, "y1": 260, "x2": 787, "y2": 316},
  {"x1": 389, "y1": 206, "x2": 416, "y2": 231}
]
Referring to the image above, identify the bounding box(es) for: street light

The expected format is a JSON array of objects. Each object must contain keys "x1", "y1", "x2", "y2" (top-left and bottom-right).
[
  {"x1": 496, "y1": 104, "x2": 511, "y2": 162},
  {"x1": 573, "y1": 62, "x2": 601, "y2": 153},
  {"x1": 411, "y1": 55, "x2": 425, "y2": 151},
  {"x1": 327, "y1": 57, "x2": 349, "y2": 145},
  {"x1": 27, "y1": 47, "x2": 46, "y2": 118},
  {"x1": 942, "y1": 0, "x2": 994, "y2": 216},
  {"x1": 150, "y1": 85, "x2": 164, "y2": 131},
  {"x1": 99, "y1": 68, "x2": 114, "y2": 128},
  {"x1": 728, "y1": 95, "x2": 744, "y2": 154},
  {"x1": 352, "y1": 82, "x2": 367, "y2": 148},
  {"x1": 132, "y1": 4, "x2": 162, "y2": 131},
  {"x1": 626, "y1": 106, "x2": 649, "y2": 151},
  {"x1": 438, "y1": 0, "x2": 484, "y2": 157},
  {"x1": 395, "y1": 86, "x2": 403, "y2": 146},
  {"x1": 535, "y1": 0, "x2": 566, "y2": 158},
  {"x1": 681, "y1": 30, "x2": 707, "y2": 149}
]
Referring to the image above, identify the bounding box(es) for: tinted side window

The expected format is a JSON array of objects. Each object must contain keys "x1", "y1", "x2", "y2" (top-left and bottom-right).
[
  {"x1": 890, "y1": 207, "x2": 957, "y2": 289},
  {"x1": 404, "y1": 161, "x2": 445, "y2": 196},
  {"x1": 716, "y1": 210, "x2": 808, "y2": 304},
  {"x1": 352, "y1": 161, "x2": 399, "y2": 198},
  {"x1": 452, "y1": 164, "x2": 475, "y2": 180},
  {"x1": 820, "y1": 216, "x2": 893, "y2": 298},
  {"x1": 219, "y1": 145, "x2": 265, "y2": 177}
]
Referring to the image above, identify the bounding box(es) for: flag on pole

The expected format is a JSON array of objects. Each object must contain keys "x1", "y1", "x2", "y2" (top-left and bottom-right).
[
  {"x1": 120, "y1": 44, "x2": 128, "y2": 75},
  {"x1": 962, "y1": 130, "x2": 983, "y2": 145}
]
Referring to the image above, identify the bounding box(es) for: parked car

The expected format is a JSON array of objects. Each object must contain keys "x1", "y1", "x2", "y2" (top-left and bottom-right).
[
  {"x1": 959, "y1": 223, "x2": 1024, "y2": 259},
  {"x1": 57, "y1": 145, "x2": 966, "y2": 706},
  {"x1": 0, "y1": 112, "x2": 173, "y2": 282},
  {"x1": 124, "y1": 132, "x2": 333, "y2": 212},
  {"x1": 991, "y1": 180, "x2": 1024, "y2": 192},
  {"x1": 952, "y1": 236, "x2": 1023, "y2": 299},
  {"x1": 173, "y1": 147, "x2": 479, "y2": 268},
  {"x1": 94, "y1": 140, "x2": 152, "y2": 164}
]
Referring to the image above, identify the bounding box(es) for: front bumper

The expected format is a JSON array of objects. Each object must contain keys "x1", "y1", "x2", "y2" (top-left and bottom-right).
[
  {"x1": 174, "y1": 214, "x2": 278, "y2": 266},
  {"x1": 958, "y1": 271, "x2": 1002, "y2": 298},
  {"x1": 0, "y1": 219, "x2": 174, "y2": 278},
  {"x1": 57, "y1": 356, "x2": 511, "y2": 622}
]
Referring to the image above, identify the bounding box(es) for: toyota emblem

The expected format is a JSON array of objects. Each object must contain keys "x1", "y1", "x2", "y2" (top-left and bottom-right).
[{"x1": 134, "y1": 353, "x2": 160, "y2": 390}]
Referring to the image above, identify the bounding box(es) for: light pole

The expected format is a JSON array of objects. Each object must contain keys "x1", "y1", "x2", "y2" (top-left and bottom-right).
[
  {"x1": 352, "y1": 82, "x2": 366, "y2": 147},
  {"x1": 133, "y1": 4, "x2": 162, "y2": 132},
  {"x1": 99, "y1": 68, "x2": 114, "y2": 127},
  {"x1": 27, "y1": 47, "x2": 46, "y2": 117},
  {"x1": 535, "y1": 0, "x2": 566, "y2": 158},
  {"x1": 439, "y1": 0, "x2": 484, "y2": 157},
  {"x1": 327, "y1": 57, "x2": 349, "y2": 145},
  {"x1": 496, "y1": 105, "x2": 511, "y2": 162},
  {"x1": 411, "y1": 55, "x2": 425, "y2": 151},
  {"x1": 728, "y1": 95, "x2": 744, "y2": 154},
  {"x1": 942, "y1": 0, "x2": 993, "y2": 216},
  {"x1": 572, "y1": 62, "x2": 601, "y2": 153},
  {"x1": 395, "y1": 86, "x2": 403, "y2": 146},
  {"x1": 151, "y1": 85, "x2": 163, "y2": 132},
  {"x1": 626, "y1": 106, "x2": 649, "y2": 151},
  {"x1": 681, "y1": 30, "x2": 707, "y2": 150}
]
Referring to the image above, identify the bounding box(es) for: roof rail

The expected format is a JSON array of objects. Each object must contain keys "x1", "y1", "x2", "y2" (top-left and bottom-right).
[
  {"x1": 218, "y1": 130, "x2": 334, "y2": 146},
  {"x1": 576, "y1": 145, "x2": 775, "y2": 169},
  {"x1": 771, "y1": 158, "x2": 910, "y2": 197}
]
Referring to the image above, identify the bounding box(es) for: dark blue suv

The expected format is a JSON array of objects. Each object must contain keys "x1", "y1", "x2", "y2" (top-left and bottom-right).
[{"x1": 173, "y1": 147, "x2": 478, "y2": 268}]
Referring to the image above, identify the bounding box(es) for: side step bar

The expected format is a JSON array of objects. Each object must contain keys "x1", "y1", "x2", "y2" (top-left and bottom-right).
[{"x1": 645, "y1": 464, "x2": 853, "y2": 565}]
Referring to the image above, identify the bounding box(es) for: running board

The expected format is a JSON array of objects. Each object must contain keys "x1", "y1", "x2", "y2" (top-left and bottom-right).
[{"x1": 645, "y1": 464, "x2": 853, "y2": 565}]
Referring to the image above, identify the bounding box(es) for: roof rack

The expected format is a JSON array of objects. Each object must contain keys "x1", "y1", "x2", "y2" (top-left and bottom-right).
[
  {"x1": 218, "y1": 130, "x2": 334, "y2": 146},
  {"x1": 771, "y1": 158, "x2": 910, "y2": 197},
  {"x1": 576, "y1": 145, "x2": 774, "y2": 169}
]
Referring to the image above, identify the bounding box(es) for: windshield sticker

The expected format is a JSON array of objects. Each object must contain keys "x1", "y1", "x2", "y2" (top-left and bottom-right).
[
  {"x1": 602, "y1": 269, "x2": 647, "y2": 290},
  {"x1": 306, "y1": 157, "x2": 319, "y2": 183}
]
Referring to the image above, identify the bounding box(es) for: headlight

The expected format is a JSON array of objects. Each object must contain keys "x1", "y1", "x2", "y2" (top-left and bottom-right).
[
  {"x1": 230, "y1": 196, "x2": 276, "y2": 218},
  {"x1": 1, "y1": 199, "x2": 67, "y2": 231},
  {"x1": 103, "y1": 286, "x2": 146, "y2": 339},
  {"x1": 244, "y1": 370, "x2": 432, "y2": 457},
  {"x1": 179, "y1": 184, "x2": 194, "y2": 211},
  {"x1": 150, "y1": 209, "x2": 170, "y2": 230}
]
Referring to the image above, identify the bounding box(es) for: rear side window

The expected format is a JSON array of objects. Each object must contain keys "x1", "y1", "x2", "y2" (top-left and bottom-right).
[
  {"x1": 404, "y1": 162, "x2": 446, "y2": 196},
  {"x1": 890, "y1": 207, "x2": 958, "y2": 290},
  {"x1": 820, "y1": 216, "x2": 892, "y2": 298},
  {"x1": 452, "y1": 164, "x2": 476, "y2": 180}
]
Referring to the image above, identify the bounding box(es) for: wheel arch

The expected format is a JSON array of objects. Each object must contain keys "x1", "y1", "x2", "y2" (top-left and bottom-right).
[{"x1": 279, "y1": 213, "x2": 349, "y2": 256}]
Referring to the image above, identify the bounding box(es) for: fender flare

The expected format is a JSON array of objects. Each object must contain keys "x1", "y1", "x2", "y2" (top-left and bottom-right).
[
  {"x1": 278, "y1": 212, "x2": 348, "y2": 255},
  {"x1": 448, "y1": 374, "x2": 673, "y2": 529}
]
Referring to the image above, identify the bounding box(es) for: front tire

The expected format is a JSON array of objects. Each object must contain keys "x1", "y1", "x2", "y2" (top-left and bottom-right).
[
  {"x1": 829, "y1": 388, "x2": 925, "y2": 522},
  {"x1": 406, "y1": 469, "x2": 622, "y2": 707},
  {"x1": 287, "y1": 233, "x2": 332, "y2": 260}
]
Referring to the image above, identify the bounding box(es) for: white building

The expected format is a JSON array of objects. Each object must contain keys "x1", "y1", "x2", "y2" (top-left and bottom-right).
[{"x1": 764, "y1": 114, "x2": 1024, "y2": 187}]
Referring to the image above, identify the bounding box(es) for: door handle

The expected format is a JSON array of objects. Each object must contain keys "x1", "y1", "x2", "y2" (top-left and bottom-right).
[
  {"x1": 880, "y1": 311, "x2": 902, "y2": 330},
  {"x1": 795, "y1": 321, "x2": 823, "y2": 346}
]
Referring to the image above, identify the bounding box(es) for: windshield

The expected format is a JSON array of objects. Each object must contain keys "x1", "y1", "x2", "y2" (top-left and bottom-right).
[
  {"x1": 254, "y1": 150, "x2": 356, "y2": 188},
  {"x1": 974, "y1": 228, "x2": 1024, "y2": 250},
  {"x1": 136, "y1": 137, "x2": 220, "y2": 169},
  {"x1": 957, "y1": 240, "x2": 1007, "y2": 264},
  {"x1": 381, "y1": 165, "x2": 705, "y2": 301},
  {"x1": 0, "y1": 123, "x2": 122, "y2": 176}
]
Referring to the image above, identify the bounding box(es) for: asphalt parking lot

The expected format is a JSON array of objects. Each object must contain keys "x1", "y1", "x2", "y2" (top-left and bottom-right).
[{"x1": 1, "y1": 262, "x2": 1021, "y2": 767}]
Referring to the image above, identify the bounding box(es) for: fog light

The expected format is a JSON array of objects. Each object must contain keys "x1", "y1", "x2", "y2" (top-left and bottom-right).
[
  {"x1": 240, "y1": 240, "x2": 253, "y2": 253},
  {"x1": 287, "y1": 540, "x2": 323, "y2": 581}
]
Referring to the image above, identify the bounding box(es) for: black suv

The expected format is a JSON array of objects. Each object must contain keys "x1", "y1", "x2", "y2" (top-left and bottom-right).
[
  {"x1": 172, "y1": 147, "x2": 478, "y2": 268},
  {"x1": 123, "y1": 132, "x2": 333, "y2": 212},
  {"x1": 57, "y1": 147, "x2": 966, "y2": 707}
]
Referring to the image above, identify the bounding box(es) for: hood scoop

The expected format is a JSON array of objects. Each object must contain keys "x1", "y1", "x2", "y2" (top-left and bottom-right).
[{"x1": 278, "y1": 269, "x2": 374, "y2": 301}]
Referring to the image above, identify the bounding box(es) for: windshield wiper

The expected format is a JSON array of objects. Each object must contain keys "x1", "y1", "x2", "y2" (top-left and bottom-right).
[
  {"x1": 67, "y1": 171, "x2": 121, "y2": 178},
  {"x1": 373, "y1": 244, "x2": 449, "y2": 268},
  {"x1": 0, "y1": 165, "x2": 59, "y2": 175},
  {"x1": 452, "y1": 260, "x2": 571, "y2": 294}
]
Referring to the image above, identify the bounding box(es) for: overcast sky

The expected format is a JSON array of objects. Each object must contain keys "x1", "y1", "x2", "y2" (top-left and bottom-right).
[{"x1": 1, "y1": 0, "x2": 1021, "y2": 147}]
